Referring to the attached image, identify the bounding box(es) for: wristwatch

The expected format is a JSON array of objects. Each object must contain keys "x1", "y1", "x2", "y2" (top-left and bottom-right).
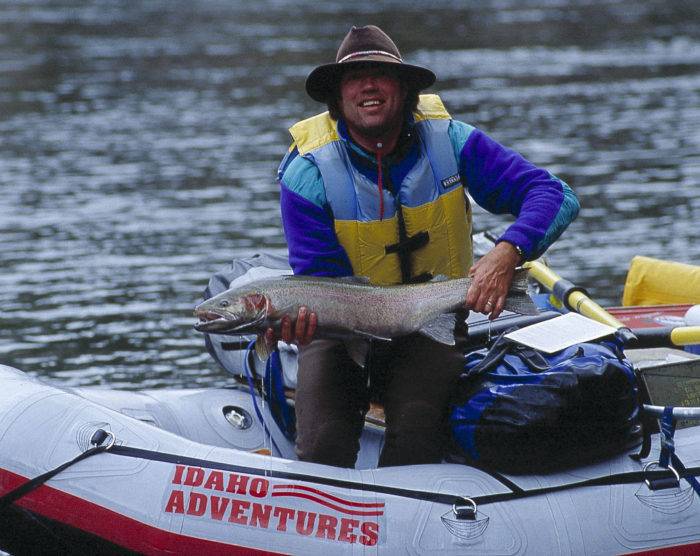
[{"x1": 508, "y1": 241, "x2": 525, "y2": 263}]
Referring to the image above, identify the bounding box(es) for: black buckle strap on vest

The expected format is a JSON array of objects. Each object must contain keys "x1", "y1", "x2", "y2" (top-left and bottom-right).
[
  {"x1": 385, "y1": 229, "x2": 429, "y2": 284},
  {"x1": 409, "y1": 272, "x2": 433, "y2": 284},
  {"x1": 375, "y1": 155, "x2": 430, "y2": 284},
  {"x1": 385, "y1": 229, "x2": 429, "y2": 256}
]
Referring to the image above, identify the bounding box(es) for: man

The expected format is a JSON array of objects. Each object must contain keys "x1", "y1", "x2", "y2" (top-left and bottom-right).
[{"x1": 273, "y1": 25, "x2": 579, "y2": 468}]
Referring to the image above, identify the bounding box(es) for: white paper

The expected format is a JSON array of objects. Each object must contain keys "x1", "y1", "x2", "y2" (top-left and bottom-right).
[{"x1": 504, "y1": 312, "x2": 618, "y2": 353}]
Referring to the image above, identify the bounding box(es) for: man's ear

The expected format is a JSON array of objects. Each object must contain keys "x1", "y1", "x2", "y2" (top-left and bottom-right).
[{"x1": 327, "y1": 86, "x2": 342, "y2": 121}]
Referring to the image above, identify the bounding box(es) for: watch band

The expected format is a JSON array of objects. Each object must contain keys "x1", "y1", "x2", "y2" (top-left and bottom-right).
[
  {"x1": 507, "y1": 241, "x2": 524, "y2": 263},
  {"x1": 513, "y1": 243, "x2": 524, "y2": 259}
]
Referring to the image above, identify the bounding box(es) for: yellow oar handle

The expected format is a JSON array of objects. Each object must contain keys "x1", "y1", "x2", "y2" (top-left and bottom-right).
[
  {"x1": 671, "y1": 326, "x2": 700, "y2": 346},
  {"x1": 523, "y1": 260, "x2": 628, "y2": 331}
]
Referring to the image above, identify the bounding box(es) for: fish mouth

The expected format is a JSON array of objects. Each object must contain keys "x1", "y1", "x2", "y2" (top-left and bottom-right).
[
  {"x1": 194, "y1": 310, "x2": 226, "y2": 332},
  {"x1": 193, "y1": 309, "x2": 264, "y2": 334},
  {"x1": 194, "y1": 310, "x2": 241, "y2": 333}
]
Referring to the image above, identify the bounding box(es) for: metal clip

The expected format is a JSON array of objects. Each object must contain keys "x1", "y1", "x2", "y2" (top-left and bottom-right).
[
  {"x1": 452, "y1": 497, "x2": 477, "y2": 520},
  {"x1": 90, "y1": 429, "x2": 116, "y2": 451},
  {"x1": 644, "y1": 461, "x2": 680, "y2": 490}
]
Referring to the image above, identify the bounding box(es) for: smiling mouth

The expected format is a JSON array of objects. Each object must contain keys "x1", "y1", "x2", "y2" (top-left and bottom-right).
[{"x1": 359, "y1": 99, "x2": 383, "y2": 108}]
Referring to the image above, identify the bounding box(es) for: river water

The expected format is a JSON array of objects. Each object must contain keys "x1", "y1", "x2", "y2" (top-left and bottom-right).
[{"x1": 1, "y1": 0, "x2": 699, "y2": 388}]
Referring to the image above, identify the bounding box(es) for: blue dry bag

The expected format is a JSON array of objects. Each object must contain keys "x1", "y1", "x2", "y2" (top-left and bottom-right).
[{"x1": 450, "y1": 332, "x2": 641, "y2": 472}]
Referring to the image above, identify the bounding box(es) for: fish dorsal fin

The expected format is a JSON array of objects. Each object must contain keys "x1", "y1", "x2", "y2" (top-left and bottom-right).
[
  {"x1": 418, "y1": 314, "x2": 456, "y2": 346},
  {"x1": 430, "y1": 274, "x2": 450, "y2": 282}
]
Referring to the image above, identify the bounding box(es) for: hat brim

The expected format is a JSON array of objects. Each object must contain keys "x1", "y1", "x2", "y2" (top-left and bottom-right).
[{"x1": 305, "y1": 59, "x2": 436, "y2": 103}]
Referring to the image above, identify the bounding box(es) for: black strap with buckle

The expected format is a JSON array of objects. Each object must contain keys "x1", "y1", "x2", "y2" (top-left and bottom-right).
[
  {"x1": 384, "y1": 220, "x2": 430, "y2": 283},
  {"x1": 384, "y1": 229, "x2": 429, "y2": 256}
]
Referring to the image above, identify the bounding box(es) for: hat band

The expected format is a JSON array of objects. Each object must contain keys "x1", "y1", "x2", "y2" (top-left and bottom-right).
[{"x1": 338, "y1": 50, "x2": 403, "y2": 64}]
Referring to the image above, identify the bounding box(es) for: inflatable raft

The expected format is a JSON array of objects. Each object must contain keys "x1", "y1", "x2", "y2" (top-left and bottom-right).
[
  {"x1": 3, "y1": 254, "x2": 700, "y2": 554},
  {"x1": 3, "y1": 363, "x2": 700, "y2": 555}
]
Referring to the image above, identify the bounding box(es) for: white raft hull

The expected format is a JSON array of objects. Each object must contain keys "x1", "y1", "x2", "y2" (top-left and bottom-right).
[{"x1": 3, "y1": 364, "x2": 700, "y2": 555}]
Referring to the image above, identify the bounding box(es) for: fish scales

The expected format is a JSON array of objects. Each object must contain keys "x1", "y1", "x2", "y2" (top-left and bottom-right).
[
  {"x1": 194, "y1": 271, "x2": 537, "y2": 357},
  {"x1": 264, "y1": 277, "x2": 457, "y2": 336}
]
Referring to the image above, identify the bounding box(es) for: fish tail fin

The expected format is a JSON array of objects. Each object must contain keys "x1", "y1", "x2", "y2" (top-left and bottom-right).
[
  {"x1": 503, "y1": 268, "x2": 539, "y2": 315},
  {"x1": 505, "y1": 290, "x2": 539, "y2": 316},
  {"x1": 511, "y1": 268, "x2": 530, "y2": 291}
]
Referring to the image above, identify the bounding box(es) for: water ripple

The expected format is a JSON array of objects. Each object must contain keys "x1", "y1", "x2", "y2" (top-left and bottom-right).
[{"x1": 1, "y1": 0, "x2": 698, "y2": 387}]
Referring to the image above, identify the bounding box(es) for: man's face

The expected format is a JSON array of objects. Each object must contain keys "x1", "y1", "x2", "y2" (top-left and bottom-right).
[{"x1": 338, "y1": 65, "x2": 407, "y2": 142}]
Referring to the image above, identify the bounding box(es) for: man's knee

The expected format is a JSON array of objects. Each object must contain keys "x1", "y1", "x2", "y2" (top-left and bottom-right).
[
  {"x1": 295, "y1": 417, "x2": 363, "y2": 468},
  {"x1": 379, "y1": 400, "x2": 449, "y2": 466}
]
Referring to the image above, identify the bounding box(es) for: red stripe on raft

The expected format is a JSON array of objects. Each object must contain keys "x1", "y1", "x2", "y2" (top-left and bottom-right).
[
  {"x1": 270, "y1": 491, "x2": 384, "y2": 516},
  {"x1": 607, "y1": 304, "x2": 692, "y2": 329},
  {"x1": 0, "y1": 468, "x2": 284, "y2": 556},
  {"x1": 272, "y1": 484, "x2": 385, "y2": 509},
  {"x1": 632, "y1": 543, "x2": 700, "y2": 556}
]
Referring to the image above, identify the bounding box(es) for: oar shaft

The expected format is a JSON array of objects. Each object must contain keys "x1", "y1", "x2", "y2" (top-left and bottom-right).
[
  {"x1": 628, "y1": 326, "x2": 700, "y2": 348},
  {"x1": 523, "y1": 259, "x2": 559, "y2": 291},
  {"x1": 524, "y1": 260, "x2": 629, "y2": 332},
  {"x1": 525, "y1": 261, "x2": 700, "y2": 348},
  {"x1": 567, "y1": 290, "x2": 627, "y2": 331},
  {"x1": 644, "y1": 404, "x2": 700, "y2": 420}
]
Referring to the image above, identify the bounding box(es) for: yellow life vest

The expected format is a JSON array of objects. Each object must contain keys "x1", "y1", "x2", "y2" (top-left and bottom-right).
[{"x1": 288, "y1": 94, "x2": 472, "y2": 285}]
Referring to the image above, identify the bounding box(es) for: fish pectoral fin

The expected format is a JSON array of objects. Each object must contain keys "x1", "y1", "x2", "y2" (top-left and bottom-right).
[
  {"x1": 352, "y1": 329, "x2": 393, "y2": 342},
  {"x1": 254, "y1": 332, "x2": 272, "y2": 361},
  {"x1": 418, "y1": 314, "x2": 456, "y2": 346}
]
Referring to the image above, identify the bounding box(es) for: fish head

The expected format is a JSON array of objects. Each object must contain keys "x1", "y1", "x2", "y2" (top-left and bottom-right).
[{"x1": 194, "y1": 289, "x2": 270, "y2": 334}]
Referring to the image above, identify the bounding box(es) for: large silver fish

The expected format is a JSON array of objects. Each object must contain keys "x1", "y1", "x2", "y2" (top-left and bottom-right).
[{"x1": 194, "y1": 271, "x2": 537, "y2": 358}]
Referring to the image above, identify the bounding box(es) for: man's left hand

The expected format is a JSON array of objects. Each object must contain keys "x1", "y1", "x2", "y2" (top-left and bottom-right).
[{"x1": 466, "y1": 241, "x2": 522, "y2": 320}]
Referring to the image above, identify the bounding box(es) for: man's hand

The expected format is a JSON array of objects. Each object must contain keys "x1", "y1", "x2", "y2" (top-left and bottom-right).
[
  {"x1": 263, "y1": 306, "x2": 317, "y2": 350},
  {"x1": 466, "y1": 241, "x2": 522, "y2": 320}
]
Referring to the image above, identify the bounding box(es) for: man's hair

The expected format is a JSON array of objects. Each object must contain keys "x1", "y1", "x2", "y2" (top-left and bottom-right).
[{"x1": 326, "y1": 74, "x2": 421, "y2": 122}]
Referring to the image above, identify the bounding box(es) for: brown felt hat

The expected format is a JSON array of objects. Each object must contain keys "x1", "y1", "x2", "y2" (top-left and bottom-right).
[{"x1": 306, "y1": 25, "x2": 436, "y2": 103}]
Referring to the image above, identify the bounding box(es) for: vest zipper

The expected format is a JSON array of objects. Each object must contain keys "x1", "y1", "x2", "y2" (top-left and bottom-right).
[
  {"x1": 377, "y1": 150, "x2": 412, "y2": 283},
  {"x1": 376, "y1": 150, "x2": 384, "y2": 221},
  {"x1": 375, "y1": 144, "x2": 432, "y2": 284}
]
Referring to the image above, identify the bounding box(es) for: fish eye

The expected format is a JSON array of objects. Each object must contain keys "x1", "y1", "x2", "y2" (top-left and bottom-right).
[{"x1": 218, "y1": 300, "x2": 230, "y2": 308}]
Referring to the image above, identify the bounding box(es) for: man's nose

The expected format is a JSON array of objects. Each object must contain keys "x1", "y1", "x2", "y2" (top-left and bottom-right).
[{"x1": 359, "y1": 75, "x2": 379, "y2": 89}]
